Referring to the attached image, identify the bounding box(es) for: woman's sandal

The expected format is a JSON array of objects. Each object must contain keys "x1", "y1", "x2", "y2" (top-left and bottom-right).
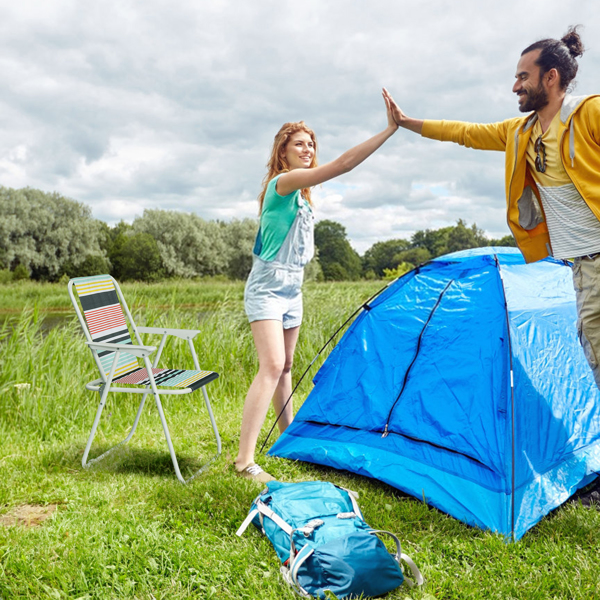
[{"x1": 236, "y1": 463, "x2": 275, "y2": 483}]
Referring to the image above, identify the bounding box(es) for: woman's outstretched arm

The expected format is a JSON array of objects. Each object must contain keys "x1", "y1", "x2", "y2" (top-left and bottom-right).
[{"x1": 276, "y1": 89, "x2": 399, "y2": 196}]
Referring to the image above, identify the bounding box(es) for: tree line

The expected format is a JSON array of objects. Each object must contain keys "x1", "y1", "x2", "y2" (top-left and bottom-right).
[{"x1": 0, "y1": 186, "x2": 515, "y2": 283}]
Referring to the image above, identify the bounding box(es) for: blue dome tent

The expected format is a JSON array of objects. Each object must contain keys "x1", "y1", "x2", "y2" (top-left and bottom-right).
[{"x1": 269, "y1": 248, "x2": 600, "y2": 540}]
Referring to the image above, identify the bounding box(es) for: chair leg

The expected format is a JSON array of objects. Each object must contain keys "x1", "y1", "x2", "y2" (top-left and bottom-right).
[
  {"x1": 152, "y1": 389, "x2": 222, "y2": 484},
  {"x1": 143, "y1": 356, "x2": 222, "y2": 484},
  {"x1": 123, "y1": 390, "x2": 150, "y2": 443},
  {"x1": 82, "y1": 391, "x2": 149, "y2": 469},
  {"x1": 181, "y1": 385, "x2": 223, "y2": 482},
  {"x1": 187, "y1": 339, "x2": 223, "y2": 479},
  {"x1": 82, "y1": 385, "x2": 110, "y2": 469},
  {"x1": 83, "y1": 353, "x2": 121, "y2": 469},
  {"x1": 153, "y1": 392, "x2": 186, "y2": 484},
  {"x1": 141, "y1": 355, "x2": 187, "y2": 483},
  {"x1": 202, "y1": 385, "x2": 222, "y2": 455}
]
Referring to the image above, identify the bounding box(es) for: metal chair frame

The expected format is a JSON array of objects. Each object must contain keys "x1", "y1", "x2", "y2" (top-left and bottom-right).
[{"x1": 68, "y1": 275, "x2": 221, "y2": 484}]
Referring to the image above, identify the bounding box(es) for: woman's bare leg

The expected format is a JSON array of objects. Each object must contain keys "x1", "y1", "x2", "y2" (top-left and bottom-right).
[
  {"x1": 235, "y1": 320, "x2": 286, "y2": 471},
  {"x1": 272, "y1": 325, "x2": 300, "y2": 433}
]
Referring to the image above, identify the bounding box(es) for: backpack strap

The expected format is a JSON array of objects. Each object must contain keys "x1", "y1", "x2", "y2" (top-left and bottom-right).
[
  {"x1": 337, "y1": 486, "x2": 363, "y2": 519},
  {"x1": 236, "y1": 508, "x2": 259, "y2": 537},
  {"x1": 255, "y1": 500, "x2": 294, "y2": 535},
  {"x1": 287, "y1": 518, "x2": 324, "y2": 567},
  {"x1": 370, "y1": 530, "x2": 402, "y2": 559},
  {"x1": 236, "y1": 500, "x2": 294, "y2": 537},
  {"x1": 283, "y1": 543, "x2": 313, "y2": 597},
  {"x1": 370, "y1": 530, "x2": 424, "y2": 587},
  {"x1": 400, "y1": 552, "x2": 425, "y2": 588}
]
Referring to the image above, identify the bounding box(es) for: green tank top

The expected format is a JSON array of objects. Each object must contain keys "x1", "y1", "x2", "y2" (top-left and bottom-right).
[{"x1": 253, "y1": 175, "x2": 310, "y2": 261}]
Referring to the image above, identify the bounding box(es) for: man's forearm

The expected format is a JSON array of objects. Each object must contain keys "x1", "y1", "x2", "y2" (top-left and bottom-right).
[{"x1": 397, "y1": 116, "x2": 424, "y2": 135}]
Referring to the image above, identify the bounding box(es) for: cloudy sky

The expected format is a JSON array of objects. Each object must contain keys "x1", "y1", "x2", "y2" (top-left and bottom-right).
[{"x1": 1, "y1": 0, "x2": 599, "y2": 252}]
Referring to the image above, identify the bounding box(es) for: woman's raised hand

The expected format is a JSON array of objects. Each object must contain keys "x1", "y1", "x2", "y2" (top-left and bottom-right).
[{"x1": 382, "y1": 88, "x2": 403, "y2": 128}]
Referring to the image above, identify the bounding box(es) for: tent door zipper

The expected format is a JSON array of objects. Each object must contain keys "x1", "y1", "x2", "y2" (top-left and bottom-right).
[{"x1": 382, "y1": 279, "x2": 454, "y2": 438}]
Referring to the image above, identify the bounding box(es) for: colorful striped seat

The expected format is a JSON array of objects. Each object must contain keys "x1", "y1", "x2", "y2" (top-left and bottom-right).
[
  {"x1": 69, "y1": 274, "x2": 221, "y2": 484},
  {"x1": 113, "y1": 367, "x2": 218, "y2": 391},
  {"x1": 72, "y1": 276, "x2": 218, "y2": 391}
]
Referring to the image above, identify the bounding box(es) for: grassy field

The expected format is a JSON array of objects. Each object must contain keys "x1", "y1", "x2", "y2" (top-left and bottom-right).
[{"x1": 1, "y1": 279, "x2": 599, "y2": 599}]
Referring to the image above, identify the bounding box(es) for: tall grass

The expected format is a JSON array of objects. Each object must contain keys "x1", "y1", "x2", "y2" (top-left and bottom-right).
[
  {"x1": 1, "y1": 281, "x2": 599, "y2": 599},
  {"x1": 0, "y1": 278, "x2": 246, "y2": 314}
]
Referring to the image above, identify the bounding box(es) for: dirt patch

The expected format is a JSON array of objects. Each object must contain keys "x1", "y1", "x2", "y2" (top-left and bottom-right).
[{"x1": 0, "y1": 504, "x2": 58, "y2": 527}]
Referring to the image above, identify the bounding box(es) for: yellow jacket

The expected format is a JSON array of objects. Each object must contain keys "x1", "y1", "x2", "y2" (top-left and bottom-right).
[{"x1": 421, "y1": 95, "x2": 600, "y2": 263}]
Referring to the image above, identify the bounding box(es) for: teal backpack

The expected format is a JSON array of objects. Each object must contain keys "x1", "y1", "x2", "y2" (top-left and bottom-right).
[{"x1": 237, "y1": 481, "x2": 423, "y2": 598}]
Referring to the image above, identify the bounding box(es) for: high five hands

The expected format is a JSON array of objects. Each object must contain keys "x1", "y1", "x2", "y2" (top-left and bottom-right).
[
  {"x1": 382, "y1": 87, "x2": 400, "y2": 131},
  {"x1": 382, "y1": 88, "x2": 404, "y2": 127},
  {"x1": 382, "y1": 88, "x2": 424, "y2": 134}
]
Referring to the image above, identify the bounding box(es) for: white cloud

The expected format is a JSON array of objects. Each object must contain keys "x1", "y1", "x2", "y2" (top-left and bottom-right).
[{"x1": 1, "y1": 0, "x2": 599, "y2": 252}]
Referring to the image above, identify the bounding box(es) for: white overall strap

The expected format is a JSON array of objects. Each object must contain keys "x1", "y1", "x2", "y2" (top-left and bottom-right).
[
  {"x1": 236, "y1": 508, "x2": 259, "y2": 537},
  {"x1": 400, "y1": 553, "x2": 425, "y2": 587},
  {"x1": 255, "y1": 500, "x2": 294, "y2": 536}
]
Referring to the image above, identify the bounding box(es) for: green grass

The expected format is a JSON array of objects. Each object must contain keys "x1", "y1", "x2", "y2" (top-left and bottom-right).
[
  {"x1": 1, "y1": 280, "x2": 599, "y2": 599},
  {"x1": 0, "y1": 278, "x2": 246, "y2": 314}
]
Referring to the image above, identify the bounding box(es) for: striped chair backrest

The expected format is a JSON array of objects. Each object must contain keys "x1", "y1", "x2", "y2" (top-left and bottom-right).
[{"x1": 71, "y1": 275, "x2": 139, "y2": 378}]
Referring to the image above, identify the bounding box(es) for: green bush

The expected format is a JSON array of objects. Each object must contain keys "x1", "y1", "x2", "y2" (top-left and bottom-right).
[
  {"x1": 113, "y1": 232, "x2": 165, "y2": 282},
  {"x1": 60, "y1": 254, "x2": 112, "y2": 279},
  {"x1": 11, "y1": 263, "x2": 29, "y2": 281},
  {"x1": 383, "y1": 262, "x2": 413, "y2": 281}
]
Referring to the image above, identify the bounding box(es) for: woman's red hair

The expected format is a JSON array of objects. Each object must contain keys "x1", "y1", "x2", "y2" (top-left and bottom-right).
[{"x1": 258, "y1": 121, "x2": 318, "y2": 213}]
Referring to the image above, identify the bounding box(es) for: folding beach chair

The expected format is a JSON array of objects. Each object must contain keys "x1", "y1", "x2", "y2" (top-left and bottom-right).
[{"x1": 68, "y1": 274, "x2": 221, "y2": 483}]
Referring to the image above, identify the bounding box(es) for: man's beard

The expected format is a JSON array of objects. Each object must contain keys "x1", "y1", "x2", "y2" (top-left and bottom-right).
[{"x1": 518, "y1": 81, "x2": 549, "y2": 113}]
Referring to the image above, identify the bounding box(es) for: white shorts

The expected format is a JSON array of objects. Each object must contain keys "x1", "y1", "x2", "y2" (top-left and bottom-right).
[{"x1": 244, "y1": 258, "x2": 304, "y2": 329}]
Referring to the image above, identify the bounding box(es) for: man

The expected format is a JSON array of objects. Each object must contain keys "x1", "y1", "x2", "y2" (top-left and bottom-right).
[{"x1": 387, "y1": 26, "x2": 600, "y2": 389}]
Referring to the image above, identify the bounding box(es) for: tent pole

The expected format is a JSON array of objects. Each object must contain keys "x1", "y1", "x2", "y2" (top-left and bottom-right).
[{"x1": 495, "y1": 254, "x2": 517, "y2": 541}]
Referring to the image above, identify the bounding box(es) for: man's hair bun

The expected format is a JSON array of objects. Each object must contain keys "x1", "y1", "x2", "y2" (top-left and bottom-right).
[{"x1": 561, "y1": 25, "x2": 585, "y2": 59}]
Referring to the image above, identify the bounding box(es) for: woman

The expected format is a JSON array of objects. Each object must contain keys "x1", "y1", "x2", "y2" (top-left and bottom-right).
[{"x1": 235, "y1": 88, "x2": 399, "y2": 482}]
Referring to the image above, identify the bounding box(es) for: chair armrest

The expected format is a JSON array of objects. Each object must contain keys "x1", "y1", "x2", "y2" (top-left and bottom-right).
[
  {"x1": 86, "y1": 342, "x2": 157, "y2": 358},
  {"x1": 137, "y1": 326, "x2": 201, "y2": 340}
]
